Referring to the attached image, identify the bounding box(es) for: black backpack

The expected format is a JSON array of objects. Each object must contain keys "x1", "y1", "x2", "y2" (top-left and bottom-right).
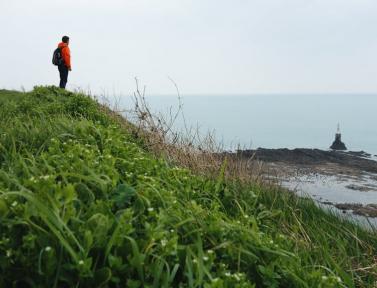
[{"x1": 52, "y1": 47, "x2": 64, "y2": 66}]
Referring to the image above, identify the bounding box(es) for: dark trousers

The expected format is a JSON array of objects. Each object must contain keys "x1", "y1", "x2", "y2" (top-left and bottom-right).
[{"x1": 58, "y1": 65, "x2": 69, "y2": 89}]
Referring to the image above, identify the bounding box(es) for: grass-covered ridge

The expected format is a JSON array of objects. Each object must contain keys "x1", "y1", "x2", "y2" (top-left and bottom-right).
[{"x1": 0, "y1": 86, "x2": 376, "y2": 287}]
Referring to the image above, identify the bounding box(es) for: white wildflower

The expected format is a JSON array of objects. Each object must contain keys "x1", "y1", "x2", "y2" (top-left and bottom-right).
[{"x1": 233, "y1": 274, "x2": 241, "y2": 281}]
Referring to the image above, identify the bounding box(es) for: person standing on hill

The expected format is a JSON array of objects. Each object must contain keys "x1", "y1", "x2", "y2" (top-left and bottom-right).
[{"x1": 55, "y1": 36, "x2": 71, "y2": 89}]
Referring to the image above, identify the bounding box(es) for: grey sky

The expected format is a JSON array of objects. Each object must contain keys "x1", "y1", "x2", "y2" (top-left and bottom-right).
[{"x1": 1, "y1": 0, "x2": 377, "y2": 94}]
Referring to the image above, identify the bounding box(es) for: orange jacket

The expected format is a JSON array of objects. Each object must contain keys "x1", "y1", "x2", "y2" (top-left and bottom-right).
[{"x1": 58, "y1": 42, "x2": 71, "y2": 69}]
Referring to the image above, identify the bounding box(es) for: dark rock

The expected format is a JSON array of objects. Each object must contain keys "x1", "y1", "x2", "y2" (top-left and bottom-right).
[
  {"x1": 321, "y1": 201, "x2": 333, "y2": 205},
  {"x1": 334, "y1": 203, "x2": 377, "y2": 217},
  {"x1": 347, "y1": 151, "x2": 371, "y2": 158},
  {"x1": 335, "y1": 203, "x2": 362, "y2": 210},
  {"x1": 225, "y1": 148, "x2": 377, "y2": 174},
  {"x1": 345, "y1": 184, "x2": 374, "y2": 192}
]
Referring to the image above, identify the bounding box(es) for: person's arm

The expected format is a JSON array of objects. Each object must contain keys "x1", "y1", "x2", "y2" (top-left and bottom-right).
[{"x1": 62, "y1": 46, "x2": 71, "y2": 70}]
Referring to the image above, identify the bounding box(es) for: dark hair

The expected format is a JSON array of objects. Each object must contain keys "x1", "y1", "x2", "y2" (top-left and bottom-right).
[{"x1": 62, "y1": 36, "x2": 70, "y2": 43}]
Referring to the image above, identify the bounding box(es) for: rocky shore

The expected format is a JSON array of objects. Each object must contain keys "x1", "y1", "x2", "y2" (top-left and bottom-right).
[
  {"x1": 234, "y1": 148, "x2": 376, "y2": 173},
  {"x1": 224, "y1": 148, "x2": 377, "y2": 220}
]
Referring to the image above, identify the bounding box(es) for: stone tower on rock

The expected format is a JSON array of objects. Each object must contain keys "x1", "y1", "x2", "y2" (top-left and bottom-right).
[{"x1": 330, "y1": 124, "x2": 347, "y2": 150}]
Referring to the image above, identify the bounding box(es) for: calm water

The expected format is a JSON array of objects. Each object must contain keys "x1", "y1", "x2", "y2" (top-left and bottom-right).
[{"x1": 119, "y1": 94, "x2": 377, "y2": 154}]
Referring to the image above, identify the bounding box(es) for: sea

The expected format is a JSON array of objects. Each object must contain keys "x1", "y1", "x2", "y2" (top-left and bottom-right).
[{"x1": 117, "y1": 93, "x2": 377, "y2": 154}]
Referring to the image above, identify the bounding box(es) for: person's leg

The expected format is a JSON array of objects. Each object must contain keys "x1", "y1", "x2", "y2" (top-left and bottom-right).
[
  {"x1": 58, "y1": 66, "x2": 64, "y2": 88},
  {"x1": 62, "y1": 66, "x2": 69, "y2": 89},
  {"x1": 58, "y1": 66, "x2": 69, "y2": 89}
]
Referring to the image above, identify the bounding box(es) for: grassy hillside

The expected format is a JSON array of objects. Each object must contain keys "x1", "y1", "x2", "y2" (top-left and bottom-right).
[{"x1": 0, "y1": 86, "x2": 376, "y2": 287}]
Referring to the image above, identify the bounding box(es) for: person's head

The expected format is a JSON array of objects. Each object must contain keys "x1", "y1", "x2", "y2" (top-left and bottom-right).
[{"x1": 62, "y1": 36, "x2": 70, "y2": 45}]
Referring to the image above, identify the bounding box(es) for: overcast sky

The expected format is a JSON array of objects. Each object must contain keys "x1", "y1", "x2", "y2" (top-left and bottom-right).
[{"x1": 1, "y1": 0, "x2": 377, "y2": 95}]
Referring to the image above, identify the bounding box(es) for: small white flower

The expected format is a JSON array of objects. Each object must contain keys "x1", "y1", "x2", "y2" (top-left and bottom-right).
[
  {"x1": 78, "y1": 260, "x2": 84, "y2": 265},
  {"x1": 11, "y1": 201, "x2": 18, "y2": 207},
  {"x1": 170, "y1": 229, "x2": 175, "y2": 233},
  {"x1": 45, "y1": 246, "x2": 52, "y2": 252},
  {"x1": 202, "y1": 256, "x2": 209, "y2": 261},
  {"x1": 147, "y1": 207, "x2": 154, "y2": 212},
  {"x1": 207, "y1": 249, "x2": 214, "y2": 254},
  {"x1": 233, "y1": 274, "x2": 241, "y2": 281}
]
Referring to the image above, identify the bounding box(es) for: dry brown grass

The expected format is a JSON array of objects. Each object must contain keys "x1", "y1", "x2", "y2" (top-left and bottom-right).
[{"x1": 93, "y1": 79, "x2": 269, "y2": 184}]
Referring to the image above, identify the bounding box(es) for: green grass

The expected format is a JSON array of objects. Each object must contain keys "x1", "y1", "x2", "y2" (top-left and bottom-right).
[
  {"x1": 0, "y1": 89, "x2": 25, "y2": 103},
  {"x1": 0, "y1": 86, "x2": 376, "y2": 287}
]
